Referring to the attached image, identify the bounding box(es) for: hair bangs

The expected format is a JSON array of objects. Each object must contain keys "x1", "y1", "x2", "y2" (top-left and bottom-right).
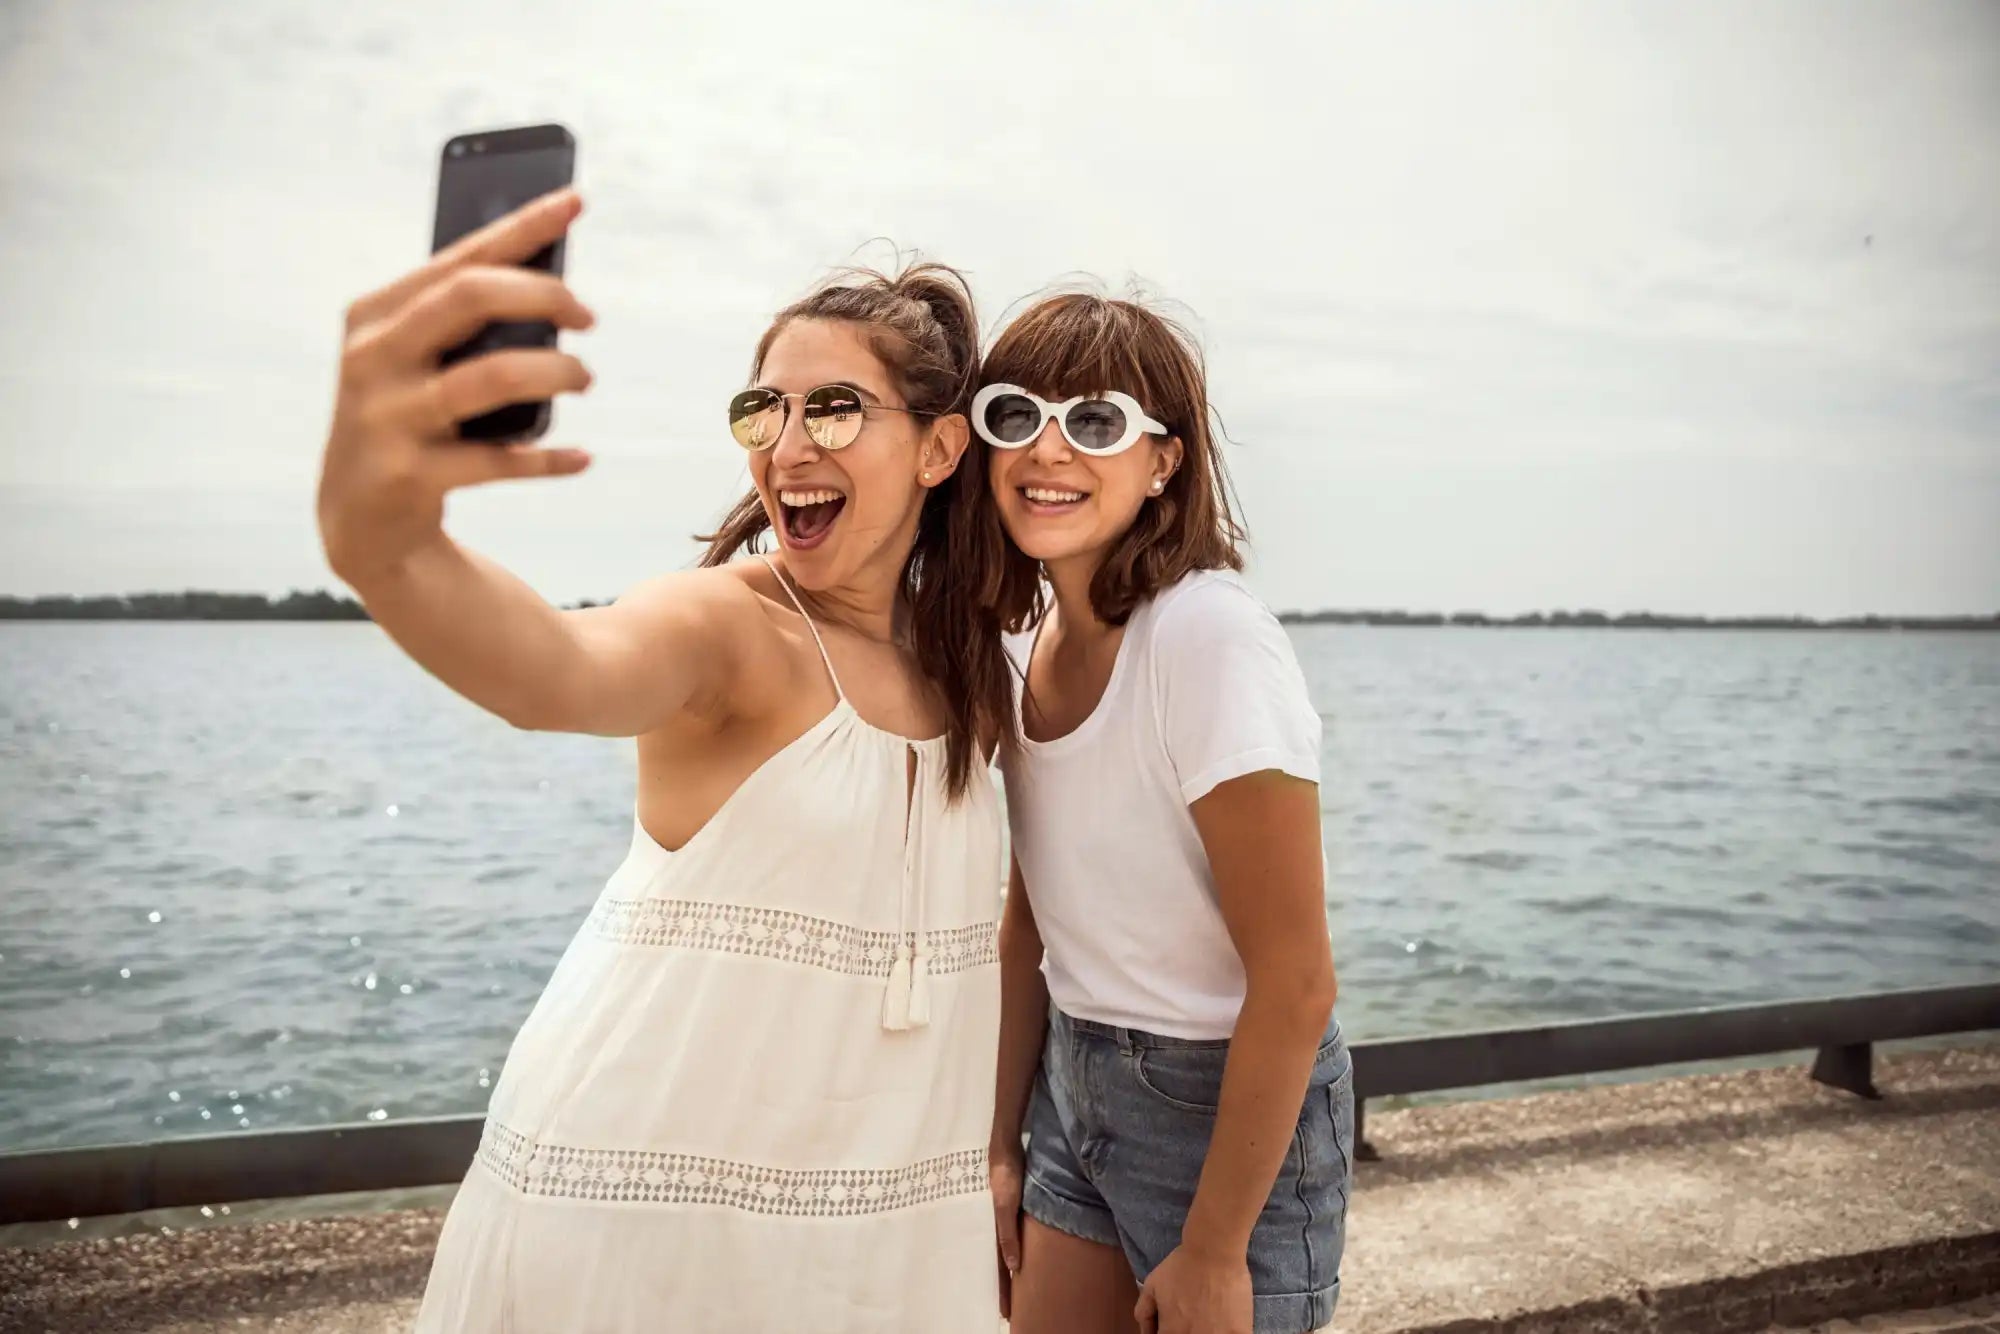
[{"x1": 984, "y1": 296, "x2": 1168, "y2": 420}]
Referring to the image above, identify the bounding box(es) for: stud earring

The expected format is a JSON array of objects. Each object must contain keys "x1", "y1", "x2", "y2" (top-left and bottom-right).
[
  {"x1": 923, "y1": 471, "x2": 933, "y2": 482},
  {"x1": 1151, "y1": 479, "x2": 1165, "y2": 494}
]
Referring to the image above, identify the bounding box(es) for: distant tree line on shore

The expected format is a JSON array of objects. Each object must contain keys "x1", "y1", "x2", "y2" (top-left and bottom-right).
[
  {"x1": 1276, "y1": 608, "x2": 2000, "y2": 631},
  {"x1": 0, "y1": 590, "x2": 604, "y2": 620},
  {"x1": 0, "y1": 590, "x2": 1991, "y2": 630}
]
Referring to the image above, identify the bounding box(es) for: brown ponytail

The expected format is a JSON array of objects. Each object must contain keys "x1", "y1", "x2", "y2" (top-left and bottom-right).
[{"x1": 699, "y1": 262, "x2": 1014, "y2": 799}]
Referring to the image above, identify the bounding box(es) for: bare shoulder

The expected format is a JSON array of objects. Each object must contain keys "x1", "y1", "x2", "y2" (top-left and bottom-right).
[
  {"x1": 565, "y1": 561, "x2": 794, "y2": 726},
  {"x1": 608, "y1": 561, "x2": 768, "y2": 623},
  {"x1": 589, "y1": 563, "x2": 769, "y2": 658}
]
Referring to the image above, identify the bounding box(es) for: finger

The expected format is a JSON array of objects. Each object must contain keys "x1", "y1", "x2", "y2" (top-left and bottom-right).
[
  {"x1": 352, "y1": 190, "x2": 583, "y2": 329},
  {"x1": 1134, "y1": 1285, "x2": 1159, "y2": 1334},
  {"x1": 996, "y1": 1205, "x2": 1021, "y2": 1275},
  {"x1": 441, "y1": 187, "x2": 583, "y2": 269},
  {"x1": 387, "y1": 267, "x2": 595, "y2": 365},
  {"x1": 423, "y1": 350, "x2": 593, "y2": 435},
  {"x1": 996, "y1": 1251, "x2": 1011, "y2": 1320},
  {"x1": 431, "y1": 441, "x2": 593, "y2": 491}
]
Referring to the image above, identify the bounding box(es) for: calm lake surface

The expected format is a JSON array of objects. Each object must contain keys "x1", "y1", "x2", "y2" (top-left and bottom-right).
[{"x1": 2, "y1": 622, "x2": 1995, "y2": 1151}]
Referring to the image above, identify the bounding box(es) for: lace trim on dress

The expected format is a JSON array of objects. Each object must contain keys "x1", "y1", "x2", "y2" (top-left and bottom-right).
[
  {"x1": 583, "y1": 896, "x2": 998, "y2": 978},
  {"x1": 475, "y1": 1120, "x2": 988, "y2": 1217}
]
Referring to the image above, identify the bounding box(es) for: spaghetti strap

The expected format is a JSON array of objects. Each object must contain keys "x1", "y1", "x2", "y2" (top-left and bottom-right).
[{"x1": 761, "y1": 554, "x2": 847, "y2": 702}]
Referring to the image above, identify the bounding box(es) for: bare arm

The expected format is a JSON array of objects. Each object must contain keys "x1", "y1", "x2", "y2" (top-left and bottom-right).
[
  {"x1": 992, "y1": 856, "x2": 1049, "y2": 1149},
  {"x1": 315, "y1": 188, "x2": 763, "y2": 737},
  {"x1": 354, "y1": 546, "x2": 762, "y2": 736},
  {"x1": 1136, "y1": 770, "x2": 1336, "y2": 1332},
  {"x1": 988, "y1": 856, "x2": 1047, "y2": 1300},
  {"x1": 1180, "y1": 771, "x2": 1336, "y2": 1257}
]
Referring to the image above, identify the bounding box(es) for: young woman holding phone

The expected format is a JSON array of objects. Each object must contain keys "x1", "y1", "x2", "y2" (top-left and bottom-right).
[{"x1": 316, "y1": 190, "x2": 1014, "y2": 1332}]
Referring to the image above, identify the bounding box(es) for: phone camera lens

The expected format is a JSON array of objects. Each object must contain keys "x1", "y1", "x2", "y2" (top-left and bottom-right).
[
  {"x1": 472, "y1": 140, "x2": 486, "y2": 153},
  {"x1": 449, "y1": 143, "x2": 465, "y2": 158}
]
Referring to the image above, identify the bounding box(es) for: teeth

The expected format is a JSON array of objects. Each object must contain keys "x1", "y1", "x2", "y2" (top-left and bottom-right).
[
  {"x1": 779, "y1": 489, "x2": 845, "y2": 506},
  {"x1": 1024, "y1": 487, "x2": 1086, "y2": 504}
]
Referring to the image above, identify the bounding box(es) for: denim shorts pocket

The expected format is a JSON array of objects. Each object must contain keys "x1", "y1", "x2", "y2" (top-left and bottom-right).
[
  {"x1": 1132, "y1": 1042, "x2": 1231, "y2": 1115},
  {"x1": 1311, "y1": 1028, "x2": 1354, "y2": 1090},
  {"x1": 1315, "y1": 1057, "x2": 1357, "y2": 1206}
]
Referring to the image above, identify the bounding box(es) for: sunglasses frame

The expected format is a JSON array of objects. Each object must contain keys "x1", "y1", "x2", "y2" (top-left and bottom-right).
[
  {"x1": 728, "y1": 383, "x2": 933, "y2": 452},
  {"x1": 971, "y1": 384, "x2": 1168, "y2": 457}
]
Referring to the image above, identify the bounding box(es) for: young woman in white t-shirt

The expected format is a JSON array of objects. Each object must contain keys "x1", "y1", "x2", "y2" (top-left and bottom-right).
[{"x1": 980, "y1": 294, "x2": 1353, "y2": 1334}]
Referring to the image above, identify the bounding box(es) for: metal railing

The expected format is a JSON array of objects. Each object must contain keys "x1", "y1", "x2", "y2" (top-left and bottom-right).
[
  {"x1": 2, "y1": 981, "x2": 1994, "y2": 1226},
  {"x1": 1343, "y1": 980, "x2": 1998, "y2": 1160}
]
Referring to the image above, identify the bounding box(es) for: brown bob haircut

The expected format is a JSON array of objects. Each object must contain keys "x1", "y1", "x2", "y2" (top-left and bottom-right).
[{"x1": 978, "y1": 291, "x2": 1246, "y2": 632}]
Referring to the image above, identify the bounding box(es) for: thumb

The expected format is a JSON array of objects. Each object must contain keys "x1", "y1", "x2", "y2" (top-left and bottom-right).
[{"x1": 436, "y1": 442, "x2": 592, "y2": 490}]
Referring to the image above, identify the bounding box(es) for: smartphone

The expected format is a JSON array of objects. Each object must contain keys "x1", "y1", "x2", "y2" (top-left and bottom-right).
[{"x1": 432, "y1": 123, "x2": 577, "y2": 441}]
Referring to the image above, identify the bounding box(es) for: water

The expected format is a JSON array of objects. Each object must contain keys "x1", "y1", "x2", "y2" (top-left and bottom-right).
[{"x1": 2, "y1": 623, "x2": 1996, "y2": 1153}]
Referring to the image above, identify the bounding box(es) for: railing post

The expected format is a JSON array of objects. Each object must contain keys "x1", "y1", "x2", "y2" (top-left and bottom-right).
[
  {"x1": 1354, "y1": 1097, "x2": 1378, "y2": 1162},
  {"x1": 1810, "y1": 1041, "x2": 1880, "y2": 1099}
]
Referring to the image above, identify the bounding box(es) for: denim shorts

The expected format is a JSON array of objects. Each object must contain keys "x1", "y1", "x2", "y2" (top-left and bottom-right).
[{"x1": 1022, "y1": 1007, "x2": 1355, "y2": 1334}]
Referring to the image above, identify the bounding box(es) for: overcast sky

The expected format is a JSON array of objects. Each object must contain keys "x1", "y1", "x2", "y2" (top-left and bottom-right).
[{"x1": 1, "y1": 1, "x2": 1995, "y2": 616}]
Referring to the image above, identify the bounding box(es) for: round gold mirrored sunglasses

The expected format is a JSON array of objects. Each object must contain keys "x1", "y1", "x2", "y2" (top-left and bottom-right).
[{"x1": 727, "y1": 384, "x2": 935, "y2": 452}]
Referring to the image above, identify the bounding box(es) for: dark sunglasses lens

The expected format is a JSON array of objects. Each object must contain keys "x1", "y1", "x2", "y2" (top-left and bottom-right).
[
  {"x1": 803, "y1": 385, "x2": 865, "y2": 449},
  {"x1": 729, "y1": 390, "x2": 784, "y2": 450},
  {"x1": 1065, "y1": 399, "x2": 1129, "y2": 452},
  {"x1": 983, "y1": 393, "x2": 1043, "y2": 445}
]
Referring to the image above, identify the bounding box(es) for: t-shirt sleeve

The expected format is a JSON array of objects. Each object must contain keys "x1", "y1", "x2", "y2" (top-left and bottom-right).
[{"x1": 1152, "y1": 579, "x2": 1323, "y2": 805}]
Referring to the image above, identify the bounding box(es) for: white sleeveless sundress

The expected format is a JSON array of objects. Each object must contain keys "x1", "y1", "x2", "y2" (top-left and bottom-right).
[{"x1": 414, "y1": 560, "x2": 1006, "y2": 1332}]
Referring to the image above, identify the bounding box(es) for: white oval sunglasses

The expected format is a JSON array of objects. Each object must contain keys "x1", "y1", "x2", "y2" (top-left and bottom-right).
[{"x1": 971, "y1": 384, "x2": 1168, "y2": 457}]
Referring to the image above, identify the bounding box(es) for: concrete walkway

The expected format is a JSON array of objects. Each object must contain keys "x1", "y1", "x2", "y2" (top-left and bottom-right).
[
  {"x1": 1336, "y1": 1042, "x2": 2000, "y2": 1332},
  {"x1": 4, "y1": 1043, "x2": 1996, "y2": 1333}
]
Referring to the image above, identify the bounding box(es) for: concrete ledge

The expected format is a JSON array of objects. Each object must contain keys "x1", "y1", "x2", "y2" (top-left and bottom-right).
[
  {"x1": 3, "y1": 1043, "x2": 1996, "y2": 1333},
  {"x1": 1384, "y1": 1235, "x2": 2000, "y2": 1334}
]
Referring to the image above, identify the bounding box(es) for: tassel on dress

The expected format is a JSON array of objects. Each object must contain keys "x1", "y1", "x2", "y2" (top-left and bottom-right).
[{"x1": 882, "y1": 953, "x2": 913, "y2": 1031}]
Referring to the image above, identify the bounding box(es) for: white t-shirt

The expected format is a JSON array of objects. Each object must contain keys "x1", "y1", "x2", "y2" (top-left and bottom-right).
[{"x1": 1000, "y1": 569, "x2": 1323, "y2": 1039}]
